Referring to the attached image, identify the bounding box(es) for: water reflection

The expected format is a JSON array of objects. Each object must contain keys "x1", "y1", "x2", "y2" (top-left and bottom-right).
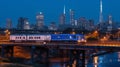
[
  {"x1": 50, "y1": 52, "x2": 120, "y2": 67},
  {"x1": 93, "y1": 56, "x2": 98, "y2": 67}
]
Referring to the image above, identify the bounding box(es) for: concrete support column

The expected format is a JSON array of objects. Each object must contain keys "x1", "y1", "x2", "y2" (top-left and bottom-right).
[
  {"x1": 46, "y1": 48, "x2": 49, "y2": 67},
  {"x1": 31, "y1": 46, "x2": 36, "y2": 64},
  {"x1": 82, "y1": 50, "x2": 85, "y2": 67},
  {"x1": 39, "y1": 47, "x2": 49, "y2": 67},
  {"x1": 68, "y1": 50, "x2": 74, "y2": 67},
  {"x1": 68, "y1": 50, "x2": 86, "y2": 67},
  {"x1": 76, "y1": 50, "x2": 80, "y2": 67},
  {"x1": 9, "y1": 46, "x2": 14, "y2": 59},
  {"x1": 1, "y1": 45, "x2": 5, "y2": 58}
]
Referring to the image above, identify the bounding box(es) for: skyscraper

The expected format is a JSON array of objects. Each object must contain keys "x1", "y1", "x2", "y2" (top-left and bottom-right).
[
  {"x1": 59, "y1": 5, "x2": 66, "y2": 25},
  {"x1": 48, "y1": 22, "x2": 57, "y2": 30},
  {"x1": 36, "y1": 12, "x2": 44, "y2": 29},
  {"x1": 60, "y1": 14, "x2": 65, "y2": 25},
  {"x1": 23, "y1": 18, "x2": 30, "y2": 30},
  {"x1": 70, "y1": 9, "x2": 75, "y2": 26},
  {"x1": 99, "y1": 0, "x2": 103, "y2": 23},
  {"x1": 107, "y1": 15, "x2": 113, "y2": 31},
  {"x1": 108, "y1": 15, "x2": 112, "y2": 25},
  {"x1": 17, "y1": 17, "x2": 25, "y2": 29},
  {"x1": 6, "y1": 18, "x2": 12, "y2": 29}
]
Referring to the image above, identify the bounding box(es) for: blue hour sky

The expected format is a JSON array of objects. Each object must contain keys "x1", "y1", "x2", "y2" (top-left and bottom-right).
[{"x1": 0, "y1": 0, "x2": 120, "y2": 27}]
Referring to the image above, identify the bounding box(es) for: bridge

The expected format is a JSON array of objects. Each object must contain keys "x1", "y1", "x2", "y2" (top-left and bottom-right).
[{"x1": 0, "y1": 41, "x2": 120, "y2": 67}]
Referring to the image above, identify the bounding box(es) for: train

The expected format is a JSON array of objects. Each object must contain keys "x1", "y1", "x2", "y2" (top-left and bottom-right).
[{"x1": 10, "y1": 34, "x2": 86, "y2": 44}]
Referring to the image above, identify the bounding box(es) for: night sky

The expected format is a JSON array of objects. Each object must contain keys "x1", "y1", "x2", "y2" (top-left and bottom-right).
[{"x1": 0, "y1": 0, "x2": 120, "y2": 27}]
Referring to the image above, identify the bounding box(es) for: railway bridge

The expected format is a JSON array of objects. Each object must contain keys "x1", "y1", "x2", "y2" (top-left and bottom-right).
[{"x1": 0, "y1": 41, "x2": 120, "y2": 67}]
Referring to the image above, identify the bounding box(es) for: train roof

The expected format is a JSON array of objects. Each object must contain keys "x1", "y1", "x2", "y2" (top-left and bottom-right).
[
  {"x1": 51, "y1": 34, "x2": 84, "y2": 35},
  {"x1": 10, "y1": 34, "x2": 84, "y2": 36}
]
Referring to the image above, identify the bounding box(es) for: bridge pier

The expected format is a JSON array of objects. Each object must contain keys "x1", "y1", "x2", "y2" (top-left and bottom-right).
[
  {"x1": 68, "y1": 50, "x2": 86, "y2": 67},
  {"x1": 30, "y1": 45, "x2": 36, "y2": 64},
  {"x1": 30, "y1": 46, "x2": 49, "y2": 67},
  {"x1": 1, "y1": 45, "x2": 5, "y2": 58},
  {"x1": 1, "y1": 45, "x2": 14, "y2": 60},
  {"x1": 45, "y1": 48, "x2": 49, "y2": 67},
  {"x1": 37, "y1": 47, "x2": 49, "y2": 67},
  {"x1": 7, "y1": 46, "x2": 14, "y2": 59},
  {"x1": 81, "y1": 50, "x2": 85, "y2": 67}
]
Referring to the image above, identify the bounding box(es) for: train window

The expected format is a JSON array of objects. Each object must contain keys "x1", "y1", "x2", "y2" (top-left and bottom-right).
[
  {"x1": 37, "y1": 37, "x2": 39, "y2": 39},
  {"x1": 29, "y1": 37, "x2": 33, "y2": 39},
  {"x1": 34, "y1": 37, "x2": 35, "y2": 39},
  {"x1": 39, "y1": 37, "x2": 41, "y2": 39},
  {"x1": 23, "y1": 37, "x2": 25, "y2": 39},
  {"x1": 16, "y1": 37, "x2": 17, "y2": 39},
  {"x1": 20, "y1": 37, "x2": 21, "y2": 39}
]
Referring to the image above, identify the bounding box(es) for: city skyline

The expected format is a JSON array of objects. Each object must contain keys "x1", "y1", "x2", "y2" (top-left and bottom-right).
[{"x1": 0, "y1": 0, "x2": 120, "y2": 27}]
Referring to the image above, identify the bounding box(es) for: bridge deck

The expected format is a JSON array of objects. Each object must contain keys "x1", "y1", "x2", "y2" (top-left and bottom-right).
[{"x1": 0, "y1": 41, "x2": 120, "y2": 50}]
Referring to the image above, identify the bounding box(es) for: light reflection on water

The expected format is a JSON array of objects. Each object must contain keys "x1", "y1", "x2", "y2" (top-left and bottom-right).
[
  {"x1": 89, "y1": 52, "x2": 120, "y2": 67},
  {"x1": 50, "y1": 62, "x2": 66, "y2": 67},
  {"x1": 93, "y1": 56, "x2": 98, "y2": 67},
  {"x1": 50, "y1": 52, "x2": 120, "y2": 67}
]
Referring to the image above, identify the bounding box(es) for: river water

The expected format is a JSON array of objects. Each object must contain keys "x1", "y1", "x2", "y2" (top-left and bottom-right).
[{"x1": 50, "y1": 52, "x2": 120, "y2": 67}]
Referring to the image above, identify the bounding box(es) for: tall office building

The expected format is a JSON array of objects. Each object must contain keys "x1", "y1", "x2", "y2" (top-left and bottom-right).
[
  {"x1": 77, "y1": 17, "x2": 89, "y2": 30},
  {"x1": 23, "y1": 18, "x2": 30, "y2": 30},
  {"x1": 48, "y1": 22, "x2": 57, "y2": 30},
  {"x1": 107, "y1": 15, "x2": 113, "y2": 31},
  {"x1": 108, "y1": 15, "x2": 112, "y2": 25},
  {"x1": 59, "y1": 5, "x2": 66, "y2": 25},
  {"x1": 89, "y1": 19, "x2": 95, "y2": 30},
  {"x1": 36, "y1": 12, "x2": 44, "y2": 29},
  {"x1": 99, "y1": 0, "x2": 103, "y2": 23},
  {"x1": 74, "y1": 20, "x2": 78, "y2": 26},
  {"x1": 98, "y1": 0, "x2": 104, "y2": 30},
  {"x1": 60, "y1": 14, "x2": 65, "y2": 25},
  {"x1": 6, "y1": 18, "x2": 12, "y2": 29},
  {"x1": 17, "y1": 17, "x2": 25, "y2": 29},
  {"x1": 70, "y1": 9, "x2": 75, "y2": 26}
]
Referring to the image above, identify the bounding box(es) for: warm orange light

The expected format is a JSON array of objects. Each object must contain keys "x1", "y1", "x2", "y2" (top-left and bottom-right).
[{"x1": 72, "y1": 31, "x2": 76, "y2": 34}]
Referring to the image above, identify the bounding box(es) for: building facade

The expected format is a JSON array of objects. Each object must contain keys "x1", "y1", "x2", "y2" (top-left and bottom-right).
[
  {"x1": 36, "y1": 12, "x2": 44, "y2": 29},
  {"x1": 70, "y1": 9, "x2": 75, "y2": 26},
  {"x1": 6, "y1": 18, "x2": 12, "y2": 29}
]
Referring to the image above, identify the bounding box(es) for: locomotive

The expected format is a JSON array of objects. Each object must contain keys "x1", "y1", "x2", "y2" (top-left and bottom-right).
[{"x1": 10, "y1": 34, "x2": 86, "y2": 44}]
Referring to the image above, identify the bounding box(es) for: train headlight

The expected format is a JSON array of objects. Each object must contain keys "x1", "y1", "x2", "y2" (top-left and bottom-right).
[
  {"x1": 81, "y1": 39, "x2": 87, "y2": 42},
  {"x1": 78, "y1": 39, "x2": 87, "y2": 43}
]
